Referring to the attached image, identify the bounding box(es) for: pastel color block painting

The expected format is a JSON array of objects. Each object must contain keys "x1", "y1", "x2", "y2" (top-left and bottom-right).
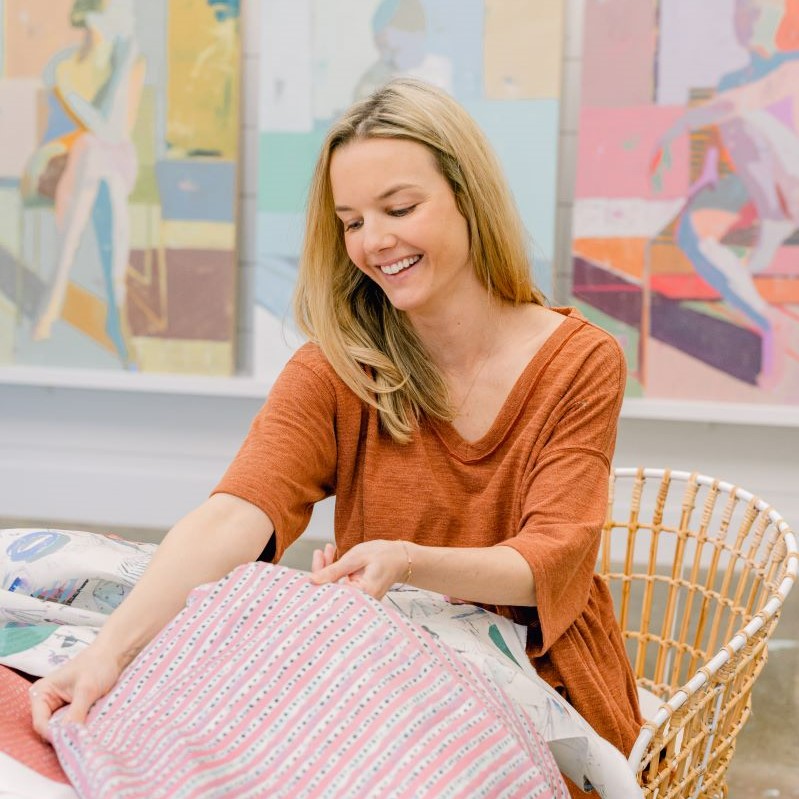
[
  {"x1": 0, "y1": 0, "x2": 241, "y2": 376},
  {"x1": 254, "y1": 0, "x2": 565, "y2": 381},
  {"x1": 573, "y1": 0, "x2": 799, "y2": 405}
]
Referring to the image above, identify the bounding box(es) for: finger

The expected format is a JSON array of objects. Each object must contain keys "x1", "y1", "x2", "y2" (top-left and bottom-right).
[
  {"x1": 311, "y1": 549, "x2": 323, "y2": 573},
  {"x1": 309, "y1": 562, "x2": 343, "y2": 584},
  {"x1": 58, "y1": 683, "x2": 95, "y2": 726},
  {"x1": 324, "y1": 543, "x2": 336, "y2": 567},
  {"x1": 30, "y1": 685, "x2": 65, "y2": 742},
  {"x1": 310, "y1": 555, "x2": 354, "y2": 585}
]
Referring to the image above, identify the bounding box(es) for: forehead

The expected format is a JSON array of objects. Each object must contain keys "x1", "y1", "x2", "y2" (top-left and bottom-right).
[{"x1": 329, "y1": 138, "x2": 440, "y2": 194}]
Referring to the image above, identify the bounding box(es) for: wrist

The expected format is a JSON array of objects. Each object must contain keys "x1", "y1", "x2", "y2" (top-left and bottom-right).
[{"x1": 397, "y1": 540, "x2": 413, "y2": 587}]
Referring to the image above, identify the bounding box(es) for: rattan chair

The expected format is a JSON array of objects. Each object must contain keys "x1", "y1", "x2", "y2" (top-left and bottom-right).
[{"x1": 599, "y1": 467, "x2": 798, "y2": 799}]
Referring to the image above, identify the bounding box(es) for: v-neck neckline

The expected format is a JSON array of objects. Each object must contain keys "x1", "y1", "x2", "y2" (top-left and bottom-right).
[{"x1": 429, "y1": 308, "x2": 582, "y2": 462}]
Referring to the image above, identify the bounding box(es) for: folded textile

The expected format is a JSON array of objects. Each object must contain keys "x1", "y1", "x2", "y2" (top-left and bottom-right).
[
  {"x1": 51, "y1": 563, "x2": 569, "y2": 799},
  {"x1": 0, "y1": 665, "x2": 75, "y2": 797},
  {"x1": 0, "y1": 528, "x2": 155, "y2": 677}
]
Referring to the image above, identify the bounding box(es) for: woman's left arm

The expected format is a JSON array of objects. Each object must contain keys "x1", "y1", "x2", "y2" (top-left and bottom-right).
[{"x1": 310, "y1": 538, "x2": 535, "y2": 604}]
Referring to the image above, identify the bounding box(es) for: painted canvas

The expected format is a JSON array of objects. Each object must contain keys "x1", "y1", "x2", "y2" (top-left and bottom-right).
[
  {"x1": 254, "y1": 0, "x2": 565, "y2": 380},
  {"x1": 0, "y1": 0, "x2": 241, "y2": 376},
  {"x1": 573, "y1": 0, "x2": 799, "y2": 405}
]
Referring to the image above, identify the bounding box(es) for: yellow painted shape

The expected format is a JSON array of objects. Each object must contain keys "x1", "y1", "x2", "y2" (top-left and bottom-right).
[
  {"x1": 135, "y1": 336, "x2": 234, "y2": 375},
  {"x1": 166, "y1": 0, "x2": 241, "y2": 159},
  {"x1": 161, "y1": 220, "x2": 235, "y2": 250},
  {"x1": 54, "y1": 49, "x2": 112, "y2": 115},
  {"x1": 0, "y1": 293, "x2": 16, "y2": 362},
  {"x1": 61, "y1": 283, "x2": 116, "y2": 353},
  {"x1": 484, "y1": 0, "x2": 565, "y2": 99}
]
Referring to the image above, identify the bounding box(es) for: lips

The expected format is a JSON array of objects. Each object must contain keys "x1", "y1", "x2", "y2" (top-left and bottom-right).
[{"x1": 379, "y1": 254, "x2": 422, "y2": 275}]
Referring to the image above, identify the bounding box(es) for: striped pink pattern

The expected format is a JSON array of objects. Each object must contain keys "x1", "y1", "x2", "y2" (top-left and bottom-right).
[{"x1": 51, "y1": 564, "x2": 567, "y2": 798}]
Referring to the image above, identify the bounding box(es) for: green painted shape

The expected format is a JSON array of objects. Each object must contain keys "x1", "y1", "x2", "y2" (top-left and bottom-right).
[
  {"x1": 258, "y1": 126, "x2": 327, "y2": 214},
  {"x1": 0, "y1": 623, "x2": 58, "y2": 656},
  {"x1": 488, "y1": 623, "x2": 522, "y2": 667}
]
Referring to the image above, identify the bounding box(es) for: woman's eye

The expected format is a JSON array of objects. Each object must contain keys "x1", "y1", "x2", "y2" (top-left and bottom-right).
[
  {"x1": 343, "y1": 220, "x2": 362, "y2": 232},
  {"x1": 389, "y1": 205, "x2": 416, "y2": 217}
]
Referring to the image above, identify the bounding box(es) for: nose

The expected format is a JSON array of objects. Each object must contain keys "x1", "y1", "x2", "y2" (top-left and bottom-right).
[{"x1": 362, "y1": 216, "x2": 397, "y2": 255}]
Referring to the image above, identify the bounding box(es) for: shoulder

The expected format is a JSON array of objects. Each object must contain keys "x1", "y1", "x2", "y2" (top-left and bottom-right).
[
  {"x1": 555, "y1": 307, "x2": 624, "y2": 359},
  {"x1": 282, "y1": 342, "x2": 355, "y2": 401},
  {"x1": 549, "y1": 307, "x2": 627, "y2": 388}
]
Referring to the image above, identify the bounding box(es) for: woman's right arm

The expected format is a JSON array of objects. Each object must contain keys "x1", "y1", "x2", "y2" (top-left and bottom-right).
[{"x1": 30, "y1": 492, "x2": 274, "y2": 740}]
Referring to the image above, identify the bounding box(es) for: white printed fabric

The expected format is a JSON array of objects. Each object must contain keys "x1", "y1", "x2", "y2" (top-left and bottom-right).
[
  {"x1": 51, "y1": 563, "x2": 569, "y2": 799},
  {"x1": 0, "y1": 529, "x2": 155, "y2": 676},
  {"x1": 383, "y1": 589, "x2": 642, "y2": 799},
  {"x1": 0, "y1": 529, "x2": 642, "y2": 798}
]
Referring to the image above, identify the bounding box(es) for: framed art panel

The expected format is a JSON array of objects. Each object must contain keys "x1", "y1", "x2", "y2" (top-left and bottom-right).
[
  {"x1": 253, "y1": 0, "x2": 565, "y2": 381},
  {"x1": 573, "y1": 0, "x2": 799, "y2": 414},
  {"x1": 0, "y1": 0, "x2": 241, "y2": 378}
]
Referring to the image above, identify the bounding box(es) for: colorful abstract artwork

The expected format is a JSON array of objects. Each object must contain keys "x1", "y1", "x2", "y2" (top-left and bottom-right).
[
  {"x1": 254, "y1": 0, "x2": 565, "y2": 379},
  {"x1": 573, "y1": 0, "x2": 799, "y2": 405},
  {"x1": 0, "y1": 0, "x2": 241, "y2": 376}
]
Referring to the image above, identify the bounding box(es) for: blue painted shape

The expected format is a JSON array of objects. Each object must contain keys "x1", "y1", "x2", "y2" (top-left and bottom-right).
[
  {"x1": 155, "y1": 160, "x2": 236, "y2": 222},
  {"x1": 207, "y1": 0, "x2": 240, "y2": 22},
  {"x1": 257, "y1": 211, "x2": 305, "y2": 260},
  {"x1": 372, "y1": 0, "x2": 402, "y2": 33},
  {"x1": 7, "y1": 531, "x2": 69, "y2": 562},
  {"x1": 421, "y1": 0, "x2": 484, "y2": 99},
  {"x1": 676, "y1": 205, "x2": 769, "y2": 332},
  {"x1": 718, "y1": 50, "x2": 799, "y2": 92},
  {"x1": 41, "y1": 91, "x2": 79, "y2": 143},
  {"x1": 464, "y1": 98, "x2": 559, "y2": 262},
  {"x1": 92, "y1": 179, "x2": 128, "y2": 364},
  {"x1": 255, "y1": 256, "x2": 299, "y2": 319}
]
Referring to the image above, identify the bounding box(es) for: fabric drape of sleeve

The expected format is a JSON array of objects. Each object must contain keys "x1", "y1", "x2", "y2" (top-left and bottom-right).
[
  {"x1": 213, "y1": 353, "x2": 339, "y2": 562},
  {"x1": 497, "y1": 338, "x2": 626, "y2": 656}
]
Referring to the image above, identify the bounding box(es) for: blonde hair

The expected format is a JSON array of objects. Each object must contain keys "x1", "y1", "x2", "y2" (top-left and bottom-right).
[{"x1": 294, "y1": 78, "x2": 545, "y2": 443}]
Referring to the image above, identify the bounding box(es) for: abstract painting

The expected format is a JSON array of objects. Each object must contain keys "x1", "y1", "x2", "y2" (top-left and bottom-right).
[
  {"x1": 255, "y1": 0, "x2": 565, "y2": 380},
  {"x1": 573, "y1": 0, "x2": 799, "y2": 405},
  {"x1": 0, "y1": 0, "x2": 241, "y2": 376}
]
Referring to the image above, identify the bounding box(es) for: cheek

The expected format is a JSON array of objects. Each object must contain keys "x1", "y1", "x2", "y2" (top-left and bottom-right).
[{"x1": 343, "y1": 235, "x2": 369, "y2": 274}]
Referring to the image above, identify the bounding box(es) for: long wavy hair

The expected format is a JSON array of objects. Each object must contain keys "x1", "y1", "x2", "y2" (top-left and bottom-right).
[{"x1": 293, "y1": 78, "x2": 545, "y2": 443}]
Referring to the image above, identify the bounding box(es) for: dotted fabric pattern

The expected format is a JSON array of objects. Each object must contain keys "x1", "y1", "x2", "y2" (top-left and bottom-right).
[
  {"x1": 51, "y1": 563, "x2": 568, "y2": 798},
  {"x1": 0, "y1": 665, "x2": 69, "y2": 783}
]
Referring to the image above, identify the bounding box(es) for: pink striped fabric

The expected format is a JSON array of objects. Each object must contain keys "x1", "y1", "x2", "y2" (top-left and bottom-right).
[{"x1": 51, "y1": 564, "x2": 568, "y2": 798}]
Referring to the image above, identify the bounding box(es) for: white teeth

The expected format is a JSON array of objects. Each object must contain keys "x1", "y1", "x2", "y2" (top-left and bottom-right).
[{"x1": 380, "y1": 255, "x2": 421, "y2": 275}]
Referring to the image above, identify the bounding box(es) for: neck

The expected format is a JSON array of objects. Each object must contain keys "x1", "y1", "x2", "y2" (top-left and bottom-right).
[{"x1": 408, "y1": 294, "x2": 505, "y2": 375}]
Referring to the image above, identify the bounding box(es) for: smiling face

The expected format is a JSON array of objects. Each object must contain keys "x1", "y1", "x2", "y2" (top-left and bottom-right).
[{"x1": 330, "y1": 137, "x2": 477, "y2": 323}]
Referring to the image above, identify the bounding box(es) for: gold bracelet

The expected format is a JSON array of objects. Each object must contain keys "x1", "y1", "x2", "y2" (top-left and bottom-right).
[{"x1": 399, "y1": 540, "x2": 412, "y2": 587}]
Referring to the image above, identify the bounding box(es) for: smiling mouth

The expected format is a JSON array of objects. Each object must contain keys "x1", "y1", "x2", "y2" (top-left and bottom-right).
[{"x1": 380, "y1": 254, "x2": 422, "y2": 275}]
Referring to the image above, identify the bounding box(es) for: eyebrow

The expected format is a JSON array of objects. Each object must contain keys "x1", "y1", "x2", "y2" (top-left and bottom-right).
[{"x1": 334, "y1": 183, "x2": 421, "y2": 213}]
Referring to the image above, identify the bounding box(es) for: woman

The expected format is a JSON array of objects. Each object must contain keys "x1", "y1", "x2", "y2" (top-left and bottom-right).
[{"x1": 30, "y1": 79, "x2": 641, "y2": 796}]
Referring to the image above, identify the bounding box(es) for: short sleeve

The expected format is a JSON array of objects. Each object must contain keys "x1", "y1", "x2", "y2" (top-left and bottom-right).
[
  {"x1": 212, "y1": 349, "x2": 339, "y2": 561},
  {"x1": 498, "y1": 335, "x2": 626, "y2": 656}
]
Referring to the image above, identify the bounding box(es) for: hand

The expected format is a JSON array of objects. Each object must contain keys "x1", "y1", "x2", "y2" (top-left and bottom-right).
[
  {"x1": 29, "y1": 645, "x2": 124, "y2": 742},
  {"x1": 311, "y1": 542, "x2": 339, "y2": 575},
  {"x1": 309, "y1": 539, "x2": 409, "y2": 600}
]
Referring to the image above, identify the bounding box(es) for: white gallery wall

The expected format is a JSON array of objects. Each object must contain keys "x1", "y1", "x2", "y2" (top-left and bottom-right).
[{"x1": 0, "y1": 0, "x2": 797, "y2": 538}]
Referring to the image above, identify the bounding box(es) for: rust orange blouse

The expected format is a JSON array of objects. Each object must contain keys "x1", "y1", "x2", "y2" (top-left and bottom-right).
[{"x1": 214, "y1": 307, "x2": 643, "y2": 762}]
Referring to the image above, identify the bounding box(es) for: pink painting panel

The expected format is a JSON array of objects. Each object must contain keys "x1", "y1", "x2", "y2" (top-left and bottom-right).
[
  {"x1": 5, "y1": 0, "x2": 82, "y2": 78},
  {"x1": 575, "y1": 105, "x2": 692, "y2": 200},
  {"x1": 581, "y1": 0, "x2": 658, "y2": 107}
]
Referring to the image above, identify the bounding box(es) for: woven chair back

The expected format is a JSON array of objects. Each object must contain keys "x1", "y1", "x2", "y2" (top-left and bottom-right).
[{"x1": 599, "y1": 468, "x2": 798, "y2": 799}]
